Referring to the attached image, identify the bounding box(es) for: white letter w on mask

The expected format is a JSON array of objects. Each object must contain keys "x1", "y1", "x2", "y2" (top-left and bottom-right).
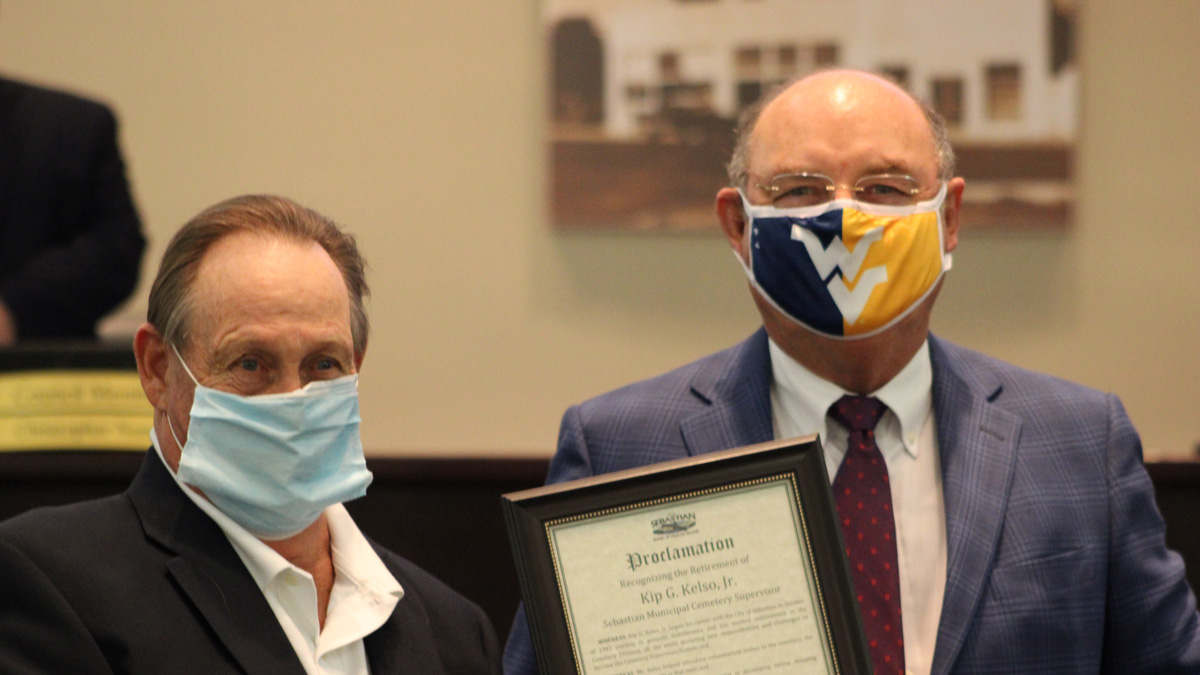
[
  {"x1": 791, "y1": 222, "x2": 888, "y2": 326},
  {"x1": 737, "y1": 184, "x2": 951, "y2": 340}
]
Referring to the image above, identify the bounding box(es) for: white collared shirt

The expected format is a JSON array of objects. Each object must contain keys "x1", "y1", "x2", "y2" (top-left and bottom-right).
[
  {"x1": 768, "y1": 340, "x2": 946, "y2": 675},
  {"x1": 152, "y1": 431, "x2": 403, "y2": 675}
]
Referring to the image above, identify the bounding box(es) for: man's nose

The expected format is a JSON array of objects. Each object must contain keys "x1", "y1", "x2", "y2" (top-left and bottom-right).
[
  {"x1": 832, "y1": 185, "x2": 857, "y2": 200},
  {"x1": 269, "y1": 372, "x2": 306, "y2": 394}
]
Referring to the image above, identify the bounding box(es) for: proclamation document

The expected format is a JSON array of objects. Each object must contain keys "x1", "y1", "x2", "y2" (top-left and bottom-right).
[{"x1": 547, "y1": 477, "x2": 837, "y2": 675}]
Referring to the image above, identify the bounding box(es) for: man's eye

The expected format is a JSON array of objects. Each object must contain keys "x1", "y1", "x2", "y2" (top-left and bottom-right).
[
  {"x1": 315, "y1": 358, "x2": 338, "y2": 371},
  {"x1": 771, "y1": 180, "x2": 832, "y2": 206},
  {"x1": 863, "y1": 184, "x2": 901, "y2": 195},
  {"x1": 238, "y1": 358, "x2": 260, "y2": 372}
]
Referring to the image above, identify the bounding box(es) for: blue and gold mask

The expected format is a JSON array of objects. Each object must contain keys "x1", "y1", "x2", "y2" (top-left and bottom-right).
[{"x1": 737, "y1": 183, "x2": 951, "y2": 339}]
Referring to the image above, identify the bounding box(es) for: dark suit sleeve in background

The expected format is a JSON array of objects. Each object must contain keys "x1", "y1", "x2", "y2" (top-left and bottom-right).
[{"x1": 0, "y1": 78, "x2": 145, "y2": 339}]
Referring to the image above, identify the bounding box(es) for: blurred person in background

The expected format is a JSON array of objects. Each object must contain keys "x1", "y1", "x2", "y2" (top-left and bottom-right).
[{"x1": 0, "y1": 75, "x2": 144, "y2": 344}]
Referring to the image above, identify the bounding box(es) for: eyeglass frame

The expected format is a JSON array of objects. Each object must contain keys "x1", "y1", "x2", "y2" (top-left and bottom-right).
[{"x1": 751, "y1": 171, "x2": 932, "y2": 207}]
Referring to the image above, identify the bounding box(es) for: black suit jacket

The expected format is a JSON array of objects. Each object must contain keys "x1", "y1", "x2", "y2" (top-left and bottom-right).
[
  {"x1": 0, "y1": 76, "x2": 144, "y2": 339},
  {"x1": 0, "y1": 452, "x2": 500, "y2": 674}
]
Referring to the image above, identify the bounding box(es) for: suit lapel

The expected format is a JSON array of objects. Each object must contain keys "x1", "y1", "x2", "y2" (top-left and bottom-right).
[
  {"x1": 680, "y1": 329, "x2": 775, "y2": 455},
  {"x1": 127, "y1": 453, "x2": 307, "y2": 675},
  {"x1": 678, "y1": 332, "x2": 1023, "y2": 672},
  {"x1": 363, "y1": 549, "x2": 447, "y2": 674},
  {"x1": 927, "y1": 338, "x2": 1021, "y2": 675}
]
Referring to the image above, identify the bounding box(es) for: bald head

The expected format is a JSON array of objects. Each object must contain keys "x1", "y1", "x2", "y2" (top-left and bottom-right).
[{"x1": 726, "y1": 70, "x2": 954, "y2": 190}]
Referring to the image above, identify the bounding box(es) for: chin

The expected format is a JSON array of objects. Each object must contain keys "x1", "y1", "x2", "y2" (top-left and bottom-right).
[{"x1": 752, "y1": 286, "x2": 934, "y2": 359}]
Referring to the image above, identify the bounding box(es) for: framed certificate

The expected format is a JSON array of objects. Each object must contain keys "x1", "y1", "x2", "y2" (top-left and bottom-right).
[{"x1": 502, "y1": 435, "x2": 871, "y2": 675}]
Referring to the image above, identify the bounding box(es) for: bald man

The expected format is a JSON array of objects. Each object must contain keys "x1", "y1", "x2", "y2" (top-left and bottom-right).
[{"x1": 503, "y1": 71, "x2": 1200, "y2": 674}]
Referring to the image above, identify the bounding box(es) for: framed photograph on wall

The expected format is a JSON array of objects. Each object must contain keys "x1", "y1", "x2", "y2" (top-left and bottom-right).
[{"x1": 544, "y1": 0, "x2": 1078, "y2": 232}]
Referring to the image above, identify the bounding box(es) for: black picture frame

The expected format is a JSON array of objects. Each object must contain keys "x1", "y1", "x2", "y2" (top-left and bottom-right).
[{"x1": 502, "y1": 435, "x2": 871, "y2": 675}]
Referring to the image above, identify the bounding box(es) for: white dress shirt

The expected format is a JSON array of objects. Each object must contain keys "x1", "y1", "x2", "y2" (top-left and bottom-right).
[
  {"x1": 152, "y1": 431, "x2": 403, "y2": 675},
  {"x1": 768, "y1": 339, "x2": 947, "y2": 675}
]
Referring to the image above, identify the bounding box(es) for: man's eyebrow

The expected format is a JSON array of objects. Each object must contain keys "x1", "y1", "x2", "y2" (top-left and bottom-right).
[
  {"x1": 765, "y1": 164, "x2": 820, "y2": 176},
  {"x1": 863, "y1": 159, "x2": 924, "y2": 176},
  {"x1": 756, "y1": 167, "x2": 825, "y2": 183},
  {"x1": 307, "y1": 336, "x2": 355, "y2": 353},
  {"x1": 761, "y1": 162, "x2": 921, "y2": 180},
  {"x1": 211, "y1": 336, "x2": 269, "y2": 355}
]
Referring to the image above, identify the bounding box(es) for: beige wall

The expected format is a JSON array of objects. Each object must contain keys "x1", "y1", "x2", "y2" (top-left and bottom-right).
[{"x1": 1, "y1": 2, "x2": 1196, "y2": 458}]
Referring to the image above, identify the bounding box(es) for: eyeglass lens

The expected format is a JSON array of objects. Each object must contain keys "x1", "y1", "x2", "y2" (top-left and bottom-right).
[{"x1": 763, "y1": 173, "x2": 922, "y2": 207}]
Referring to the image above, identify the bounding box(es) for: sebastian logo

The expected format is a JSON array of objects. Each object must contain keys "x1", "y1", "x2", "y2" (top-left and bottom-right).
[{"x1": 651, "y1": 512, "x2": 696, "y2": 535}]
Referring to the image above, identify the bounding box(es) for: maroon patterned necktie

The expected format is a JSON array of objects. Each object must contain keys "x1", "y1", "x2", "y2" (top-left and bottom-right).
[{"x1": 830, "y1": 395, "x2": 905, "y2": 675}]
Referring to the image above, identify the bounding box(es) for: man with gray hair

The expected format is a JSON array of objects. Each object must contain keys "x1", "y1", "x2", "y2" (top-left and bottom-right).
[
  {"x1": 0, "y1": 195, "x2": 500, "y2": 674},
  {"x1": 503, "y1": 70, "x2": 1200, "y2": 674}
]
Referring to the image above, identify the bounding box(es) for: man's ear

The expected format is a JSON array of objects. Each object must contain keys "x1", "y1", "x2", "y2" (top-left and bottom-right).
[
  {"x1": 716, "y1": 187, "x2": 750, "y2": 262},
  {"x1": 133, "y1": 323, "x2": 168, "y2": 409},
  {"x1": 354, "y1": 341, "x2": 366, "y2": 372},
  {"x1": 942, "y1": 177, "x2": 966, "y2": 253}
]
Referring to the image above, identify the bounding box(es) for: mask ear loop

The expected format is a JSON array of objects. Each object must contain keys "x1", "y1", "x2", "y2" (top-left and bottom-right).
[
  {"x1": 166, "y1": 410, "x2": 187, "y2": 453},
  {"x1": 166, "y1": 342, "x2": 202, "y2": 452},
  {"x1": 734, "y1": 189, "x2": 759, "y2": 275},
  {"x1": 170, "y1": 343, "x2": 202, "y2": 386},
  {"x1": 942, "y1": 236, "x2": 953, "y2": 274},
  {"x1": 932, "y1": 183, "x2": 953, "y2": 274}
]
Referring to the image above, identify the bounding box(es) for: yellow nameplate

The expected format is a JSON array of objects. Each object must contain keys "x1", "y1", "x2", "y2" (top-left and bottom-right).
[{"x1": 0, "y1": 371, "x2": 152, "y2": 451}]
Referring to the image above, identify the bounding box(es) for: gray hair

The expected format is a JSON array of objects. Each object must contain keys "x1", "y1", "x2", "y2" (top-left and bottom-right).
[
  {"x1": 147, "y1": 194, "x2": 369, "y2": 354},
  {"x1": 725, "y1": 74, "x2": 956, "y2": 189}
]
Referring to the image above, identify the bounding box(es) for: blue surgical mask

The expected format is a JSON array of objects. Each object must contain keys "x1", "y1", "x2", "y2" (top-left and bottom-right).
[{"x1": 168, "y1": 344, "x2": 373, "y2": 540}]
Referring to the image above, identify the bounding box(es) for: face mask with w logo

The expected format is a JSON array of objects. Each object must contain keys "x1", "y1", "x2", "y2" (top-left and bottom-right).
[{"x1": 737, "y1": 183, "x2": 951, "y2": 340}]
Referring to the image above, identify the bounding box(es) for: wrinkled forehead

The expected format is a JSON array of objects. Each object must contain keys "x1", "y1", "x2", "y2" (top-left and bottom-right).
[{"x1": 186, "y1": 232, "x2": 353, "y2": 343}]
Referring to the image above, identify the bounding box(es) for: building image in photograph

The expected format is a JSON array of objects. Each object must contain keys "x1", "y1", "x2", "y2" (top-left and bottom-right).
[{"x1": 546, "y1": 0, "x2": 1077, "y2": 231}]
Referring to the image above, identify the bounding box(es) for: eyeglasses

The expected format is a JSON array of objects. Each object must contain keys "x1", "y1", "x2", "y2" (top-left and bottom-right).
[{"x1": 754, "y1": 172, "x2": 926, "y2": 207}]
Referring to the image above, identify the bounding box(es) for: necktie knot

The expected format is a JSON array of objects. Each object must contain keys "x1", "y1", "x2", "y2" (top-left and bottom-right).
[{"x1": 830, "y1": 395, "x2": 886, "y2": 434}]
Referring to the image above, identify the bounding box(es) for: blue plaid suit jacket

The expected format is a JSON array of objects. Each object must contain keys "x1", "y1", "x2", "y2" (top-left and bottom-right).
[{"x1": 503, "y1": 329, "x2": 1200, "y2": 674}]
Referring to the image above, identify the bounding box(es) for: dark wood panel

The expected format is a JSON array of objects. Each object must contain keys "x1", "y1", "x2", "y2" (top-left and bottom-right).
[
  {"x1": 1147, "y1": 462, "x2": 1200, "y2": 596},
  {"x1": 2, "y1": 453, "x2": 1197, "y2": 639},
  {"x1": 0, "y1": 451, "x2": 549, "y2": 637}
]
